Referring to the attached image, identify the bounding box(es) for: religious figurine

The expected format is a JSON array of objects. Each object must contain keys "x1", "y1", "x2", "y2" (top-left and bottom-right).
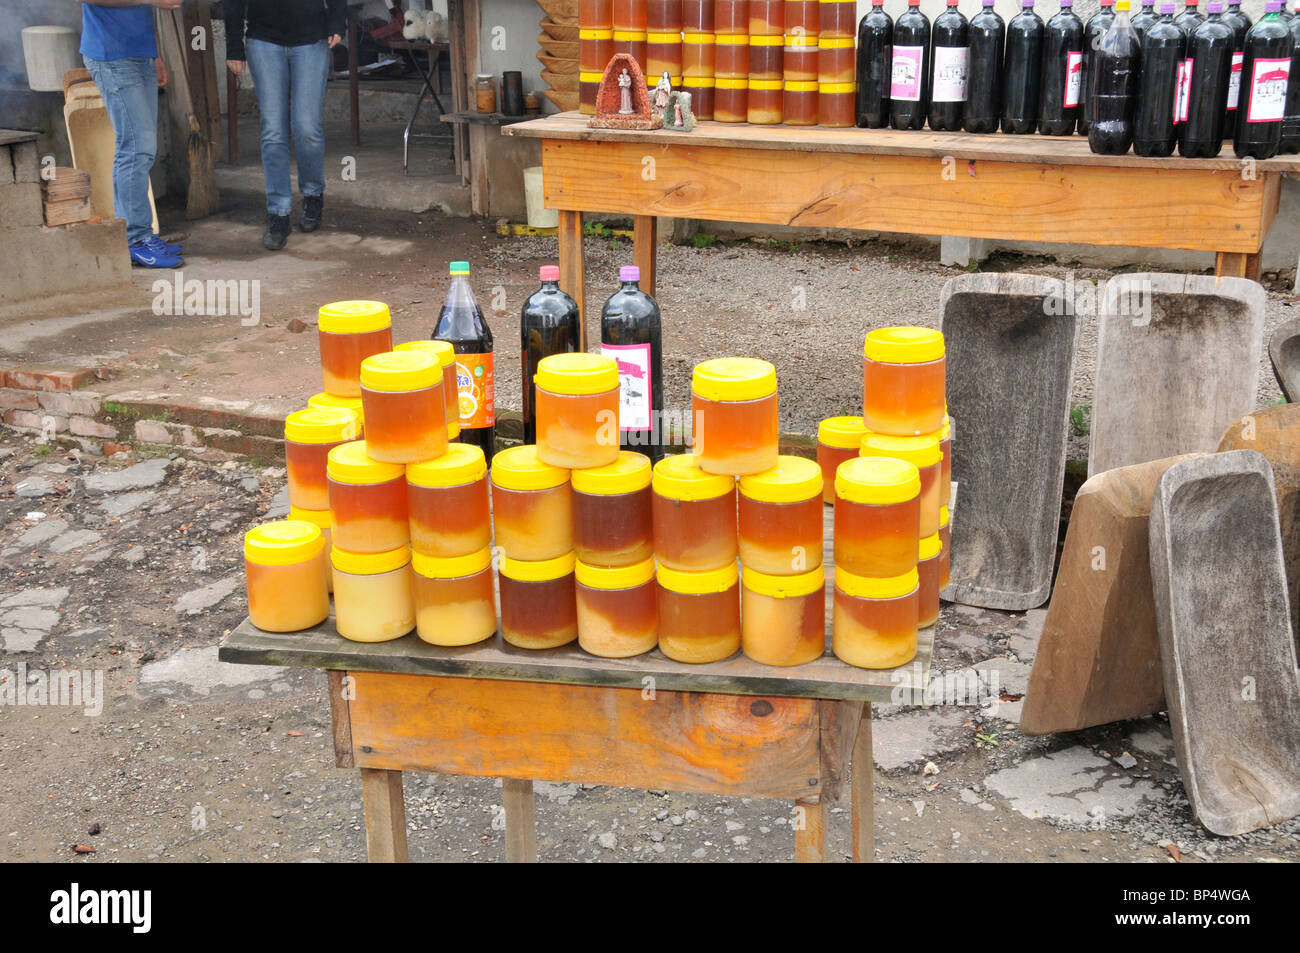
[
  {"x1": 618, "y1": 69, "x2": 634, "y2": 115},
  {"x1": 663, "y1": 90, "x2": 696, "y2": 132},
  {"x1": 651, "y1": 71, "x2": 673, "y2": 120},
  {"x1": 588, "y1": 53, "x2": 662, "y2": 130}
]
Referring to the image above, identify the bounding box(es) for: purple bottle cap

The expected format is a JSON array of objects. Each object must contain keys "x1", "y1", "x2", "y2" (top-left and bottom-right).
[
  {"x1": 1022, "y1": 0, "x2": 1034, "y2": 8},
  {"x1": 1159, "y1": 1, "x2": 1174, "y2": 10},
  {"x1": 1206, "y1": 0, "x2": 1223, "y2": 9},
  {"x1": 1265, "y1": 0, "x2": 1282, "y2": 10},
  {"x1": 1061, "y1": 0, "x2": 1072, "y2": 7},
  {"x1": 619, "y1": 265, "x2": 640, "y2": 282}
]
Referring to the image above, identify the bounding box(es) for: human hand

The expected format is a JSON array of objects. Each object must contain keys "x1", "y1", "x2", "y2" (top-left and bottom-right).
[
  {"x1": 155, "y1": 56, "x2": 168, "y2": 87},
  {"x1": 328, "y1": 34, "x2": 343, "y2": 49},
  {"x1": 227, "y1": 59, "x2": 246, "y2": 76}
]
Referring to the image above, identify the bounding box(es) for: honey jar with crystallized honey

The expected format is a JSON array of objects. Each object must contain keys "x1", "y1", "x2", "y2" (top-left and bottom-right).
[
  {"x1": 331, "y1": 545, "x2": 416, "y2": 643},
  {"x1": 244, "y1": 520, "x2": 330, "y2": 632},
  {"x1": 491, "y1": 445, "x2": 573, "y2": 561},
  {"x1": 326, "y1": 440, "x2": 410, "y2": 554},
  {"x1": 651, "y1": 453, "x2": 738, "y2": 572},
  {"x1": 575, "y1": 556, "x2": 658, "y2": 658},
  {"x1": 741, "y1": 564, "x2": 825, "y2": 666},
  {"x1": 499, "y1": 552, "x2": 579, "y2": 650},
  {"x1": 833, "y1": 455, "x2": 921, "y2": 579},
  {"x1": 692, "y1": 357, "x2": 779, "y2": 476},
  {"x1": 832, "y1": 566, "x2": 919, "y2": 669},
  {"x1": 535, "y1": 353, "x2": 621, "y2": 471},
  {"x1": 571, "y1": 450, "x2": 654, "y2": 568},
  {"x1": 738, "y1": 455, "x2": 823, "y2": 576},
  {"x1": 657, "y1": 561, "x2": 742, "y2": 663},
  {"x1": 411, "y1": 547, "x2": 497, "y2": 647},
  {"x1": 406, "y1": 444, "x2": 490, "y2": 559}
]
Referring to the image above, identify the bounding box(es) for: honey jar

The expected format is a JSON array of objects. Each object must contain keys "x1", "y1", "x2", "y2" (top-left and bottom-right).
[
  {"x1": 244, "y1": 520, "x2": 330, "y2": 632},
  {"x1": 284, "y1": 408, "x2": 358, "y2": 511},
  {"x1": 738, "y1": 455, "x2": 823, "y2": 576},
  {"x1": 491, "y1": 445, "x2": 572, "y2": 561},
  {"x1": 499, "y1": 552, "x2": 579, "y2": 650},
  {"x1": 714, "y1": 32, "x2": 748, "y2": 122},
  {"x1": 411, "y1": 547, "x2": 497, "y2": 647},
  {"x1": 692, "y1": 357, "x2": 779, "y2": 476},
  {"x1": 317, "y1": 300, "x2": 394, "y2": 398},
  {"x1": 918, "y1": 532, "x2": 941, "y2": 628},
  {"x1": 307, "y1": 391, "x2": 364, "y2": 434},
  {"x1": 358, "y1": 350, "x2": 448, "y2": 465},
  {"x1": 859, "y1": 432, "x2": 942, "y2": 538},
  {"x1": 651, "y1": 453, "x2": 738, "y2": 572},
  {"x1": 657, "y1": 562, "x2": 742, "y2": 663},
  {"x1": 925, "y1": 415, "x2": 953, "y2": 508},
  {"x1": 741, "y1": 564, "x2": 825, "y2": 666},
  {"x1": 288, "y1": 505, "x2": 334, "y2": 593},
  {"x1": 862, "y1": 327, "x2": 946, "y2": 436},
  {"x1": 394, "y1": 339, "x2": 461, "y2": 441},
  {"x1": 406, "y1": 443, "x2": 490, "y2": 558},
  {"x1": 833, "y1": 455, "x2": 921, "y2": 578},
  {"x1": 939, "y1": 504, "x2": 951, "y2": 590},
  {"x1": 832, "y1": 566, "x2": 919, "y2": 669},
  {"x1": 575, "y1": 557, "x2": 658, "y2": 658},
  {"x1": 816, "y1": 415, "x2": 866, "y2": 504},
  {"x1": 331, "y1": 545, "x2": 416, "y2": 642},
  {"x1": 534, "y1": 353, "x2": 620, "y2": 470},
  {"x1": 326, "y1": 440, "x2": 410, "y2": 554},
  {"x1": 571, "y1": 450, "x2": 654, "y2": 568}
]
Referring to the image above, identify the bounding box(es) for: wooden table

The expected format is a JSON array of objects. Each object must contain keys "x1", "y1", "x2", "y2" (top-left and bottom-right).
[{"x1": 504, "y1": 113, "x2": 1300, "y2": 347}]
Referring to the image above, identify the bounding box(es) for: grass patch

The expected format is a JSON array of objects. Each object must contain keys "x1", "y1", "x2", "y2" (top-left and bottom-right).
[{"x1": 1069, "y1": 403, "x2": 1091, "y2": 438}]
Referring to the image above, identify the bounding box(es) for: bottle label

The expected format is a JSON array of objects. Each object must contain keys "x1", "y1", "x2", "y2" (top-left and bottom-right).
[
  {"x1": 890, "y1": 45, "x2": 925, "y2": 101},
  {"x1": 1174, "y1": 59, "x2": 1192, "y2": 124},
  {"x1": 453, "y1": 353, "x2": 494, "y2": 428},
  {"x1": 1064, "y1": 51, "x2": 1084, "y2": 108},
  {"x1": 601, "y1": 342, "x2": 653, "y2": 431},
  {"x1": 931, "y1": 45, "x2": 969, "y2": 102},
  {"x1": 1227, "y1": 51, "x2": 1244, "y2": 110},
  {"x1": 1245, "y1": 57, "x2": 1291, "y2": 123}
]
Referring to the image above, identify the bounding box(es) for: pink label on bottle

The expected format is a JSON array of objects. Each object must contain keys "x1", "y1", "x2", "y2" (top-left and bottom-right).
[
  {"x1": 890, "y1": 45, "x2": 925, "y2": 102},
  {"x1": 600, "y1": 342, "x2": 653, "y2": 431},
  {"x1": 931, "y1": 45, "x2": 969, "y2": 103},
  {"x1": 1227, "y1": 50, "x2": 1244, "y2": 109},
  {"x1": 1064, "y1": 51, "x2": 1084, "y2": 108},
  {"x1": 1174, "y1": 59, "x2": 1192, "y2": 123},
  {"x1": 1246, "y1": 57, "x2": 1291, "y2": 123}
]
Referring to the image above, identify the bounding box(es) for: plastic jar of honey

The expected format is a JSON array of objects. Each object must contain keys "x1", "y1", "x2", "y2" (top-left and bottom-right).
[
  {"x1": 917, "y1": 532, "x2": 941, "y2": 629},
  {"x1": 651, "y1": 453, "x2": 737, "y2": 571},
  {"x1": 834, "y1": 455, "x2": 920, "y2": 578},
  {"x1": 741, "y1": 564, "x2": 825, "y2": 666},
  {"x1": 657, "y1": 562, "x2": 742, "y2": 663},
  {"x1": 411, "y1": 547, "x2": 497, "y2": 646},
  {"x1": 491, "y1": 445, "x2": 572, "y2": 560},
  {"x1": 571, "y1": 450, "x2": 654, "y2": 567},
  {"x1": 244, "y1": 520, "x2": 330, "y2": 632},
  {"x1": 714, "y1": 35, "x2": 748, "y2": 122},
  {"x1": 358, "y1": 351, "x2": 448, "y2": 465},
  {"x1": 394, "y1": 339, "x2": 461, "y2": 441},
  {"x1": 747, "y1": 36, "x2": 784, "y2": 124},
  {"x1": 332, "y1": 546, "x2": 415, "y2": 642},
  {"x1": 646, "y1": 0, "x2": 683, "y2": 82},
  {"x1": 307, "y1": 391, "x2": 364, "y2": 435},
  {"x1": 406, "y1": 443, "x2": 490, "y2": 558},
  {"x1": 924, "y1": 415, "x2": 953, "y2": 508},
  {"x1": 284, "y1": 408, "x2": 358, "y2": 511},
  {"x1": 817, "y1": 36, "x2": 856, "y2": 127},
  {"x1": 682, "y1": 31, "x2": 716, "y2": 119},
  {"x1": 816, "y1": 415, "x2": 866, "y2": 504},
  {"x1": 692, "y1": 357, "x2": 779, "y2": 476},
  {"x1": 288, "y1": 505, "x2": 334, "y2": 592},
  {"x1": 939, "y1": 504, "x2": 951, "y2": 590},
  {"x1": 859, "y1": 432, "x2": 942, "y2": 538},
  {"x1": 327, "y1": 440, "x2": 410, "y2": 553},
  {"x1": 499, "y1": 552, "x2": 579, "y2": 649},
  {"x1": 862, "y1": 327, "x2": 947, "y2": 436},
  {"x1": 318, "y1": 300, "x2": 394, "y2": 398},
  {"x1": 575, "y1": 557, "x2": 658, "y2": 657},
  {"x1": 738, "y1": 455, "x2": 823, "y2": 575},
  {"x1": 535, "y1": 353, "x2": 620, "y2": 470},
  {"x1": 833, "y1": 566, "x2": 918, "y2": 669}
]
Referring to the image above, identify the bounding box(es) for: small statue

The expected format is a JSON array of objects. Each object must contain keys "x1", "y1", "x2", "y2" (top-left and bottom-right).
[
  {"x1": 651, "y1": 71, "x2": 673, "y2": 120},
  {"x1": 589, "y1": 53, "x2": 662, "y2": 130},
  {"x1": 663, "y1": 90, "x2": 696, "y2": 132},
  {"x1": 618, "y1": 69, "x2": 634, "y2": 115}
]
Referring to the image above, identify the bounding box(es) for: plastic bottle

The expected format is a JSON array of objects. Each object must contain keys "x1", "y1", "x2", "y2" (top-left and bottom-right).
[
  {"x1": 520, "y1": 265, "x2": 580, "y2": 446},
  {"x1": 433, "y1": 261, "x2": 495, "y2": 465},
  {"x1": 965, "y1": 0, "x2": 1006, "y2": 131},
  {"x1": 929, "y1": 0, "x2": 970, "y2": 130},
  {"x1": 890, "y1": 0, "x2": 932, "y2": 129},
  {"x1": 600, "y1": 266, "x2": 664, "y2": 461},
  {"x1": 1175, "y1": 0, "x2": 1206, "y2": 42},
  {"x1": 1040, "y1": 0, "x2": 1086, "y2": 134},
  {"x1": 1088, "y1": 0, "x2": 1141, "y2": 154},
  {"x1": 1002, "y1": 0, "x2": 1045, "y2": 133},
  {"x1": 1222, "y1": 0, "x2": 1252, "y2": 135},
  {"x1": 1234, "y1": 0, "x2": 1294, "y2": 160},
  {"x1": 1080, "y1": 0, "x2": 1117, "y2": 134},
  {"x1": 1132, "y1": 0, "x2": 1160, "y2": 40},
  {"x1": 1135, "y1": 4, "x2": 1188, "y2": 155},
  {"x1": 1281, "y1": 2, "x2": 1300, "y2": 151},
  {"x1": 856, "y1": 0, "x2": 894, "y2": 128},
  {"x1": 1179, "y1": 1, "x2": 1235, "y2": 156}
]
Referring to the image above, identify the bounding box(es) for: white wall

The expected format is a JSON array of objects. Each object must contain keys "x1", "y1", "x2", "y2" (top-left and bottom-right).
[{"x1": 478, "y1": 0, "x2": 548, "y2": 109}]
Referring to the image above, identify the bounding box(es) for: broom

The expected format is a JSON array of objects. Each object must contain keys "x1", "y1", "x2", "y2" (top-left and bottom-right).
[{"x1": 161, "y1": 6, "x2": 219, "y2": 219}]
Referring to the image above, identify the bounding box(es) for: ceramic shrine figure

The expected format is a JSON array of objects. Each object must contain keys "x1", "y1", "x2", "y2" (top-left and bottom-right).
[
  {"x1": 652, "y1": 71, "x2": 674, "y2": 120},
  {"x1": 664, "y1": 90, "x2": 697, "y2": 131},
  {"x1": 619, "y1": 69, "x2": 635, "y2": 113},
  {"x1": 589, "y1": 53, "x2": 662, "y2": 130}
]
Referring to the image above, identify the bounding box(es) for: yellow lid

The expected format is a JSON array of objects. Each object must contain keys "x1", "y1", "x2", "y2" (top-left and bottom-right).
[
  {"x1": 395, "y1": 339, "x2": 457, "y2": 369},
  {"x1": 491, "y1": 445, "x2": 570, "y2": 491},
  {"x1": 940, "y1": 504, "x2": 950, "y2": 529},
  {"x1": 863, "y1": 326, "x2": 945, "y2": 364},
  {"x1": 836, "y1": 456, "x2": 921, "y2": 505},
  {"x1": 657, "y1": 561, "x2": 739, "y2": 594},
  {"x1": 571, "y1": 450, "x2": 652, "y2": 496},
  {"x1": 500, "y1": 551, "x2": 577, "y2": 582},
  {"x1": 331, "y1": 545, "x2": 411, "y2": 575},
  {"x1": 326, "y1": 440, "x2": 406, "y2": 485},
  {"x1": 534, "y1": 352, "x2": 619, "y2": 396},
  {"x1": 359, "y1": 350, "x2": 442, "y2": 393},
  {"x1": 652, "y1": 453, "x2": 735, "y2": 501},
  {"x1": 407, "y1": 443, "x2": 487, "y2": 488},
  {"x1": 411, "y1": 546, "x2": 492, "y2": 579},
  {"x1": 739, "y1": 455, "x2": 823, "y2": 504},
  {"x1": 244, "y1": 520, "x2": 325, "y2": 566},
  {"x1": 692, "y1": 357, "x2": 778, "y2": 402},
  {"x1": 860, "y1": 433, "x2": 942, "y2": 469},
  {"x1": 924, "y1": 415, "x2": 952, "y2": 443},
  {"x1": 836, "y1": 566, "x2": 919, "y2": 600},
  {"x1": 818, "y1": 415, "x2": 867, "y2": 450},
  {"x1": 575, "y1": 556, "x2": 656, "y2": 590},
  {"x1": 307, "y1": 392, "x2": 364, "y2": 428},
  {"x1": 919, "y1": 532, "x2": 941, "y2": 561},
  {"x1": 749, "y1": 34, "x2": 785, "y2": 45},
  {"x1": 1115, "y1": 0, "x2": 1130, "y2": 8},
  {"x1": 288, "y1": 505, "x2": 332, "y2": 530},
  {"x1": 284, "y1": 407, "x2": 358, "y2": 444},
  {"x1": 743, "y1": 564, "x2": 825, "y2": 599},
  {"x1": 318, "y1": 300, "x2": 391, "y2": 334}
]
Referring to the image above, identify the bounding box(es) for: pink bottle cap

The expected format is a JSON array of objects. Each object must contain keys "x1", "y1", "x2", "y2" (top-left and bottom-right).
[
  {"x1": 540, "y1": 265, "x2": 560, "y2": 281},
  {"x1": 619, "y1": 265, "x2": 640, "y2": 282}
]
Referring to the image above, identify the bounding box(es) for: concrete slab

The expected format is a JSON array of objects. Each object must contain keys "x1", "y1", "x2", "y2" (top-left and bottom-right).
[
  {"x1": 983, "y1": 745, "x2": 1161, "y2": 825},
  {"x1": 1269, "y1": 314, "x2": 1300, "y2": 403},
  {"x1": 872, "y1": 708, "x2": 972, "y2": 771},
  {"x1": 82, "y1": 458, "x2": 171, "y2": 494},
  {"x1": 138, "y1": 645, "x2": 286, "y2": 697}
]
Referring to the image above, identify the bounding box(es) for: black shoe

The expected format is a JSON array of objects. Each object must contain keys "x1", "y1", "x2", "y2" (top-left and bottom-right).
[
  {"x1": 300, "y1": 194, "x2": 323, "y2": 232},
  {"x1": 263, "y1": 212, "x2": 290, "y2": 251}
]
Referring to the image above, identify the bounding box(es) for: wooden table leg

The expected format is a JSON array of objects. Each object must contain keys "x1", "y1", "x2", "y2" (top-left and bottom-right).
[
  {"x1": 633, "y1": 214, "x2": 658, "y2": 297},
  {"x1": 361, "y1": 768, "x2": 409, "y2": 862},
  {"x1": 1215, "y1": 251, "x2": 1261, "y2": 280},
  {"x1": 793, "y1": 796, "x2": 828, "y2": 862},
  {"x1": 851, "y1": 701, "x2": 875, "y2": 863},
  {"x1": 502, "y1": 778, "x2": 538, "y2": 862},
  {"x1": 559, "y1": 210, "x2": 587, "y2": 350}
]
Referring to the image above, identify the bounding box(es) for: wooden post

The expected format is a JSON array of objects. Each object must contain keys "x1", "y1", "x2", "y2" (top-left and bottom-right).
[
  {"x1": 633, "y1": 215, "x2": 658, "y2": 297},
  {"x1": 559, "y1": 209, "x2": 587, "y2": 350},
  {"x1": 347, "y1": 6, "x2": 360, "y2": 146},
  {"x1": 1215, "y1": 251, "x2": 1261, "y2": 281},
  {"x1": 851, "y1": 702, "x2": 874, "y2": 863},
  {"x1": 793, "y1": 796, "x2": 827, "y2": 862},
  {"x1": 360, "y1": 769, "x2": 409, "y2": 862},
  {"x1": 502, "y1": 778, "x2": 538, "y2": 862}
]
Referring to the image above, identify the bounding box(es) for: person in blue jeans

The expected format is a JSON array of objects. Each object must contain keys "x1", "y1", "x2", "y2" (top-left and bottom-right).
[
  {"x1": 225, "y1": 1, "x2": 346, "y2": 250},
  {"x1": 79, "y1": 0, "x2": 184, "y2": 269}
]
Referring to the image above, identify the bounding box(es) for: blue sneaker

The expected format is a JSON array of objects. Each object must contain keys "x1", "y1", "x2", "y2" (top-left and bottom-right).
[
  {"x1": 129, "y1": 241, "x2": 183, "y2": 269},
  {"x1": 146, "y1": 234, "x2": 182, "y2": 256}
]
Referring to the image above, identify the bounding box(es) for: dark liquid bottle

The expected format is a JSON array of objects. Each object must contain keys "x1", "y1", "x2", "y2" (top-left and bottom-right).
[
  {"x1": 929, "y1": 0, "x2": 970, "y2": 130},
  {"x1": 1080, "y1": 0, "x2": 1117, "y2": 134},
  {"x1": 1281, "y1": 3, "x2": 1300, "y2": 152},
  {"x1": 965, "y1": 0, "x2": 1006, "y2": 131},
  {"x1": 890, "y1": 0, "x2": 931, "y2": 129},
  {"x1": 1222, "y1": 0, "x2": 1251, "y2": 136},
  {"x1": 434, "y1": 261, "x2": 495, "y2": 465},
  {"x1": 1134, "y1": 5, "x2": 1188, "y2": 155},
  {"x1": 1040, "y1": 0, "x2": 1086, "y2": 134},
  {"x1": 1179, "y1": 2, "x2": 1235, "y2": 157},
  {"x1": 856, "y1": 0, "x2": 894, "y2": 128},
  {"x1": 1132, "y1": 0, "x2": 1159, "y2": 41},
  {"x1": 520, "y1": 265, "x2": 580, "y2": 446},
  {"x1": 1003, "y1": 1, "x2": 1045, "y2": 133},
  {"x1": 600, "y1": 266, "x2": 664, "y2": 462},
  {"x1": 1234, "y1": 0, "x2": 1295, "y2": 160},
  {"x1": 1175, "y1": 0, "x2": 1206, "y2": 39}
]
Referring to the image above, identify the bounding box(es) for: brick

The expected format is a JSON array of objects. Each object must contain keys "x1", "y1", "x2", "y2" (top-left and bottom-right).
[
  {"x1": 203, "y1": 430, "x2": 284, "y2": 459},
  {"x1": 69, "y1": 416, "x2": 118, "y2": 439},
  {"x1": 3, "y1": 368, "x2": 102, "y2": 393},
  {"x1": 0, "y1": 146, "x2": 14, "y2": 186},
  {"x1": 36, "y1": 390, "x2": 102, "y2": 416},
  {"x1": 0, "y1": 388, "x2": 39, "y2": 411},
  {"x1": 0, "y1": 183, "x2": 44, "y2": 229},
  {"x1": 11, "y1": 142, "x2": 40, "y2": 183},
  {"x1": 3, "y1": 409, "x2": 67, "y2": 432},
  {"x1": 102, "y1": 442, "x2": 132, "y2": 456},
  {"x1": 134, "y1": 419, "x2": 173, "y2": 444}
]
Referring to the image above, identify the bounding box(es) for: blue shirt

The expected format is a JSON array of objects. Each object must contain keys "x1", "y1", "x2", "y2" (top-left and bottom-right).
[{"x1": 80, "y1": 4, "x2": 158, "y2": 61}]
